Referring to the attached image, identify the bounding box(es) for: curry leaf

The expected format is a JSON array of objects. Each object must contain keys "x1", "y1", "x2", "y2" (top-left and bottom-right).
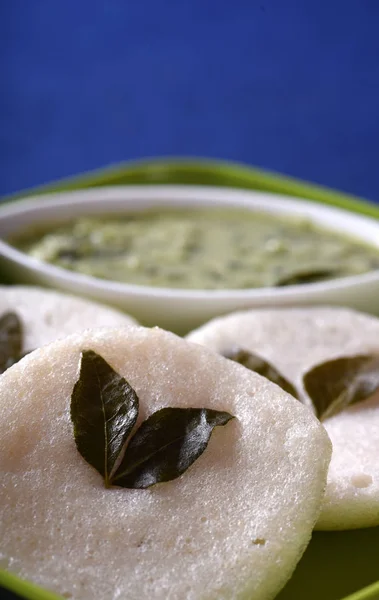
[
  {"x1": 71, "y1": 350, "x2": 235, "y2": 490},
  {"x1": 0, "y1": 312, "x2": 23, "y2": 374},
  {"x1": 70, "y1": 350, "x2": 139, "y2": 485},
  {"x1": 223, "y1": 347, "x2": 299, "y2": 399},
  {"x1": 303, "y1": 354, "x2": 379, "y2": 421},
  {"x1": 113, "y1": 407, "x2": 234, "y2": 489},
  {"x1": 275, "y1": 269, "x2": 338, "y2": 287}
]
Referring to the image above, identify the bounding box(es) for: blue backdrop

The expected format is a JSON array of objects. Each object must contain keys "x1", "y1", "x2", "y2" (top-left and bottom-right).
[{"x1": 1, "y1": 0, "x2": 379, "y2": 201}]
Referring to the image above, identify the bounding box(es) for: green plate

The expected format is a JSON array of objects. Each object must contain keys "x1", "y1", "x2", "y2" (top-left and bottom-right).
[{"x1": 1, "y1": 158, "x2": 379, "y2": 600}]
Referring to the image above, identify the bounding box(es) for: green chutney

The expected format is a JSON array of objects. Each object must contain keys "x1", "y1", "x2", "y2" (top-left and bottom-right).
[{"x1": 12, "y1": 208, "x2": 379, "y2": 289}]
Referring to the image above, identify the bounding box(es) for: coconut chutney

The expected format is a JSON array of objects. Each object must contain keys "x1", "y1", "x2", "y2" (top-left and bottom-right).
[{"x1": 11, "y1": 209, "x2": 379, "y2": 289}]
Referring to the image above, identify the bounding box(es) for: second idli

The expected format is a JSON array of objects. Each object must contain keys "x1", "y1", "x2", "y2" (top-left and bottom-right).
[
  {"x1": 187, "y1": 307, "x2": 379, "y2": 530},
  {"x1": 0, "y1": 285, "x2": 137, "y2": 371}
]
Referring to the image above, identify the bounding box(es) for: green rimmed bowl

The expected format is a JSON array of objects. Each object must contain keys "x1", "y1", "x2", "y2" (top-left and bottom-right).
[{"x1": 1, "y1": 184, "x2": 379, "y2": 332}]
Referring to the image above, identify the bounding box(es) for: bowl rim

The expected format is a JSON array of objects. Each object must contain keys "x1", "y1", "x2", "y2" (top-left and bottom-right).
[{"x1": 0, "y1": 184, "x2": 378, "y2": 300}]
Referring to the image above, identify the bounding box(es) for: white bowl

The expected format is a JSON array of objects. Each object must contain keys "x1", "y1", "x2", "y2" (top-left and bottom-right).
[{"x1": 0, "y1": 185, "x2": 378, "y2": 333}]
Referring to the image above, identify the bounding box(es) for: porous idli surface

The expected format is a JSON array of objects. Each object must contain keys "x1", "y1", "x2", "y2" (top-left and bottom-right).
[
  {"x1": 0, "y1": 285, "x2": 137, "y2": 352},
  {"x1": 0, "y1": 327, "x2": 331, "y2": 600},
  {"x1": 187, "y1": 307, "x2": 379, "y2": 530}
]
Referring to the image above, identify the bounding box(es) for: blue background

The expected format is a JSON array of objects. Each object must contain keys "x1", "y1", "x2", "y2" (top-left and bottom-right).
[{"x1": 1, "y1": 0, "x2": 379, "y2": 201}]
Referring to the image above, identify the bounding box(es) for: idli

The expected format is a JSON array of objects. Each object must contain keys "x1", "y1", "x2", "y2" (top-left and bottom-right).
[
  {"x1": 187, "y1": 307, "x2": 379, "y2": 530},
  {"x1": 0, "y1": 327, "x2": 331, "y2": 600},
  {"x1": 0, "y1": 285, "x2": 137, "y2": 372}
]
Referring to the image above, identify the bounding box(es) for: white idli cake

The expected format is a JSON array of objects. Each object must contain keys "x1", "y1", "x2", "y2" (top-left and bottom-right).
[
  {"x1": 187, "y1": 307, "x2": 379, "y2": 531},
  {"x1": 0, "y1": 327, "x2": 331, "y2": 600},
  {"x1": 0, "y1": 285, "x2": 137, "y2": 371}
]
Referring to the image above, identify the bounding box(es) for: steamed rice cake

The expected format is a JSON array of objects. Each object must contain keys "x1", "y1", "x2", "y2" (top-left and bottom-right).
[
  {"x1": 0, "y1": 326, "x2": 331, "y2": 600},
  {"x1": 0, "y1": 285, "x2": 137, "y2": 355},
  {"x1": 187, "y1": 307, "x2": 379, "y2": 530}
]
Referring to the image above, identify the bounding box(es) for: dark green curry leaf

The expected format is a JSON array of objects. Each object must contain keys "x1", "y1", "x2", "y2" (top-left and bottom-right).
[
  {"x1": 70, "y1": 350, "x2": 139, "y2": 486},
  {"x1": 71, "y1": 350, "x2": 235, "y2": 489},
  {"x1": 303, "y1": 354, "x2": 379, "y2": 421},
  {"x1": 0, "y1": 312, "x2": 23, "y2": 374},
  {"x1": 275, "y1": 269, "x2": 338, "y2": 287},
  {"x1": 113, "y1": 407, "x2": 234, "y2": 489},
  {"x1": 223, "y1": 347, "x2": 299, "y2": 399}
]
